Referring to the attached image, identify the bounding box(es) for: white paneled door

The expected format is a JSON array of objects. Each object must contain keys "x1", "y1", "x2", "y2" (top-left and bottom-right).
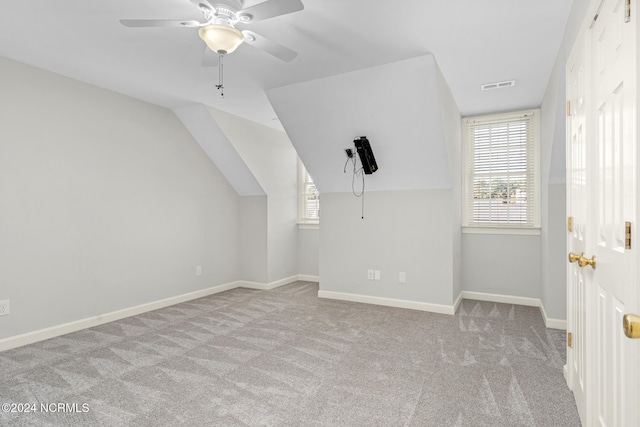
[
  {"x1": 566, "y1": 24, "x2": 589, "y2": 423},
  {"x1": 566, "y1": 0, "x2": 639, "y2": 426}
]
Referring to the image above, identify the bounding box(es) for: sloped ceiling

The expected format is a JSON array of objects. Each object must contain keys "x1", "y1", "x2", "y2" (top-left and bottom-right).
[
  {"x1": 0, "y1": 1, "x2": 575, "y2": 195},
  {"x1": 266, "y1": 55, "x2": 452, "y2": 193},
  {"x1": 0, "y1": 1, "x2": 573, "y2": 129},
  {"x1": 174, "y1": 104, "x2": 265, "y2": 196}
]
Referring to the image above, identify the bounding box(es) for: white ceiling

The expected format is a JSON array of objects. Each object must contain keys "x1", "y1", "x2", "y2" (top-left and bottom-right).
[{"x1": 0, "y1": 0, "x2": 573, "y2": 130}]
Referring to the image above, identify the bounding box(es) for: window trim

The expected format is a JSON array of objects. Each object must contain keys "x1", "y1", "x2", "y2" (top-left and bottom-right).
[
  {"x1": 297, "y1": 159, "x2": 319, "y2": 227},
  {"x1": 462, "y1": 109, "x2": 540, "y2": 234},
  {"x1": 462, "y1": 226, "x2": 541, "y2": 236}
]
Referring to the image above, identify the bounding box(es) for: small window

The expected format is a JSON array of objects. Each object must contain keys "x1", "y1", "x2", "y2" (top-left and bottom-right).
[
  {"x1": 463, "y1": 110, "x2": 540, "y2": 231},
  {"x1": 298, "y1": 159, "x2": 319, "y2": 225}
]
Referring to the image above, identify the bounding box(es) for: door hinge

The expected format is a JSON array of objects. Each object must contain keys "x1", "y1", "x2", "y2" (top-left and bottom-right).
[
  {"x1": 625, "y1": 0, "x2": 631, "y2": 23},
  {"x1": 567, "y1": 100, "x2": 571, "y2": 116},
  {"x1": 625, "y1": 221, "x2": 631, "y2": 249},
  {"x1": 568, "y1": 216, "x2": 573, "y2": 232},
  {"x1": 568, "y1": 332, "x2": 573, "y2": 348}
]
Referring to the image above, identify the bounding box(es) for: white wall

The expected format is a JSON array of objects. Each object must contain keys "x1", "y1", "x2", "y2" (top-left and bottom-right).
[
  {"x1": 208, "y1": 107, "x2": 299, "y2": 283},
  {"x1": 544, "y1": 184, "x2": 568, "y2": 318},
  {"x1": 462, "y1": 234, "x2": 541, "y2": 298},
  {"x1": 267, "y1": 54, "x2": 461, "y2": 308},
  {"x1": 0, "y1": 56, "x2": 241, "y2": 340},
  {"x1": 539, "y1": 42, "x2": 568, "y2": 320},
  {"x1": 266, "y1": 54, "x2": 453, "y2": 194},
  {"x1": 298, "y1": 228, "x2": 319, "y2": 277},
  {"x1": 238, "y1": 196, "x2": 268, "y2": 283},
  {"x1": 320, "y1": 190, "x2": 455, "y2": 306},
  {"x1": 173, "y1": 104, "x2": 265, "y2": 196}
]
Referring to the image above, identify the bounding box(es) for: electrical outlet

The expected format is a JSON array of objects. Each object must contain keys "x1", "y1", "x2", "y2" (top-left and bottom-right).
[
  {"x1": 399, "y1": 272, "x2": 407, "y2": 283},
  {"x1": 374, "y1": 270, "x2": 380, "y2": 280},
  {"x1": 0, "y1": 300, "x2": 9, "y2": 316},
  {"x1": 367, "y1": 269, "x2": 374, "y2": 280},
  {"x1": 196, "y1": 266, "x2": 202, "y2": 276}
]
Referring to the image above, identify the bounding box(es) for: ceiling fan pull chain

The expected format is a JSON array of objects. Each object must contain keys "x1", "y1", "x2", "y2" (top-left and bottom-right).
[{"x1": 215, "y1": 53, "x2": 224, "y2": 99}]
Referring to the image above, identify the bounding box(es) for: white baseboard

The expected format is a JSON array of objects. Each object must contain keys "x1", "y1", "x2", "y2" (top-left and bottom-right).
[
  {"x1": 452, "y1": 291, "x2": 464, "y2": 314},
  {"x1": 460, "y1": 291, "x2": 540, "y2": 307},
  {"x1": 0, "y1": 274, "x2": 321, "y2": 352},
  {"x1": 459, "y1": 291, "x2": 567, "y2": 330},
  {"x1": 238, "y1": 275, "x2": 307, "y2": 291},
  {"x1": 539, "y1": 302, "x2": 567, "y2": 330},
  {"x1": 239, "y1": 281, "x2": 276, "y2": 290},
  {"x1": 317, "y1": 289, "x2": 567, "y2": 330},
  {"x1": 0, "y1": 281, "x2": 240, "y2": 352},
  {"x1": 298, "y1": 274, "x2": 320, "y2": 283},
  {"x1": 318, "y1": 290, "x2": 456, "y2": 315}
]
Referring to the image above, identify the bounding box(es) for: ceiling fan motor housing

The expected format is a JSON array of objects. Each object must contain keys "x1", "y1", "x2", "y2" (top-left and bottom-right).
[{"x1": 208, "y1": 1, "x2": 245, "y2": 24}]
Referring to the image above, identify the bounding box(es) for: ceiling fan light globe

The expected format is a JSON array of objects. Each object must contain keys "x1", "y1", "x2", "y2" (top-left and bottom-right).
[{"x1": 198, "y1": 24, "x2": 244, "y2": 54}]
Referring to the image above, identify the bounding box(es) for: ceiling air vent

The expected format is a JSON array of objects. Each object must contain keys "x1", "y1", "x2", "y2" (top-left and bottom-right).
[{"x1": 481, "y1": 80, "x2": 516, "y2": 91}]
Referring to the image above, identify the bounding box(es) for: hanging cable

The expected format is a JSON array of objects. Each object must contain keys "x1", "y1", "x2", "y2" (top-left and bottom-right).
[
  {"x1": 344, "y1": 152, "x2": 366, "y2": 219},
  {"x1": 351, "y1": 159, "x2": 365, "y2": 198},
  {"x1": 360, "y1": 179, "x2": 365, "y2": 219},
  {"x1": 215, "y1": 53, "x2": 224, "y2": 99}
]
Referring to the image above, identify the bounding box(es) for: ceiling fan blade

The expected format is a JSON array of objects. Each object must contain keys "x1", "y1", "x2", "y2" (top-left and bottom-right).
[
  {"x1": 242, "y1": 30, "x2": 297, "y2": 62},
  {"x1": 202, "y1": 47, "x2": 219, "y2": 67},
  {"x1": 120, "y1": 19, "x2": 203, "y2": 28},
  {"x1": 187, "y1": 0, "x2": 216, "y2": 14},
  {"x1": 238, "y1": 0, "x2": 304, "y2": 23}
]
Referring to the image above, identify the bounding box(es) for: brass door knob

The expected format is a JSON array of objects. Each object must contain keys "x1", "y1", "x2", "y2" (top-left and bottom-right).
[
  {"x1": 568, "y1": 252, "x2": 580, "y2": 263},
  {"x1": 578, "y1": 253, "x2": 596, "y2": 269},
  {"x1": 623, "y1": 313, "x2": 640, "y2": 339}
]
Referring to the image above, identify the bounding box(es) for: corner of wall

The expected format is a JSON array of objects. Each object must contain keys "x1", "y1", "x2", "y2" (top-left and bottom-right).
[
  {"x1": 206, "y1": 107, "x2": 300, "y2": 284},
  {"x1": 433, "y1": 57, "x2": 463, "y2": 302},
  {"x1": 538, "y1": 27, "x2": 571, "y2": 323}
]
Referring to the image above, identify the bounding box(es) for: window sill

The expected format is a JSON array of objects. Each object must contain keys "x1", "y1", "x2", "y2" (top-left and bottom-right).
[
  {"x1": 298, "y1": 222, "x2": 319, "y2": 230},
  {"x1": 462, "y1": 226, "x2": 540, "y2": 236}
]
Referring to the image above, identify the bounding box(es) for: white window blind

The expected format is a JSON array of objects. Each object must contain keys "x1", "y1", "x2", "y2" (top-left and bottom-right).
[
  {"x1": 298, "y1": 160, "x2": 319, "y2": 224},
  {"x1": 463, "y1": 110, "x2": 539, "y2": 228}
]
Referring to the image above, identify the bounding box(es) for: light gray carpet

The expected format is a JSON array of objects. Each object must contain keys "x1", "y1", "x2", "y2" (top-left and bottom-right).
[{"x1": 0, "y1": 282, "x2": 580, "y2": 426}]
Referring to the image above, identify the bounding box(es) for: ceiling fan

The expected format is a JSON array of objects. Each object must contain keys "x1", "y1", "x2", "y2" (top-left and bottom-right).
[{"x1": 120, "y1": 0, "x2": 303, "y2": 64}]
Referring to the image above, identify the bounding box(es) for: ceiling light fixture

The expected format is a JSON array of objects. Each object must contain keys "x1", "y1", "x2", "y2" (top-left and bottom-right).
[
  {"x1": 198, "y1": 24, "x2": 244, "y2": 54},
  {"x1": 198, "y1": 23, "x2": 245, "y2": 99}
]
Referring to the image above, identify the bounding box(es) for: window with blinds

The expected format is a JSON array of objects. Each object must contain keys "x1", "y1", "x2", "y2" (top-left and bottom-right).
[
  {"x1": 298, "y1": 160, "x2": 319, "y2": 224},
  {"x1": 463, "y1": 110, "x2": 540, "y2": 229}
]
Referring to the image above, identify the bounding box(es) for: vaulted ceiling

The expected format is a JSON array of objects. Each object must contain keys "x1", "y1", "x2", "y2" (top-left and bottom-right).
[{"x1": 0, "y1": 0, "x2": 573, "y2": 130}]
